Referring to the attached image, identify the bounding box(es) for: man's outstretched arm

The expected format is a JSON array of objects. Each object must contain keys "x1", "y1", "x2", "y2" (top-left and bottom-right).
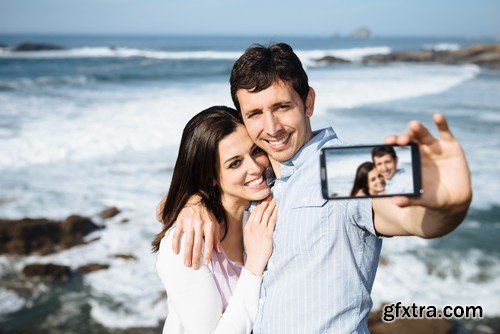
[{"x1": 373, "y1": 113, "x2": 472, "y2": 238}]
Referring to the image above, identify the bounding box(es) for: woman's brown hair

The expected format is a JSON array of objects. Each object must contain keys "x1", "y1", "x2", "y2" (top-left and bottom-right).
[{"x1": 152, "y1": 106, "x2": 243, "y2": 252}]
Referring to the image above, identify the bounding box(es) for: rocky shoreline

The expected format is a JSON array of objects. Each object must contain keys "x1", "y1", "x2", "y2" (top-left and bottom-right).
[
  {"x1": 0, "y1": 207, "x2": 122, "y2": 280},
  {"x1": 316, "y1": 44, "x2": 500, "y2": 68},
  {"x1": 2, "y1": 208, "x2": 493, "y2": 333}
]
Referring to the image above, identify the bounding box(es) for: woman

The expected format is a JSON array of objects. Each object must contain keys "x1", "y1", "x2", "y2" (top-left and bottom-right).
[
  {"x1": 152, "y1": 106, "x2": 276, "y2": 334},
  {"x1": 350, "y1": 161, "x2": 386, "y2": 197}
]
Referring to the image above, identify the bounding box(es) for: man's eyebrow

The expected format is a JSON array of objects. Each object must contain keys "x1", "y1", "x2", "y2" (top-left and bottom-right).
[
  {"x1": 270, "y1": 100, "x2": 292, "y2": 109},
  {"x1": 244, "y1": 108, "x2": 261, "y2": 116}
]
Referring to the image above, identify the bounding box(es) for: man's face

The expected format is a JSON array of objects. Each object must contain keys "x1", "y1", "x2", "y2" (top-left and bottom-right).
[
  {"x1": 373, "y1": 154, "x2": 398, "y2": 180},
  {"x1": 236, "y1": 80, "x2": 315, "y2": 163}
]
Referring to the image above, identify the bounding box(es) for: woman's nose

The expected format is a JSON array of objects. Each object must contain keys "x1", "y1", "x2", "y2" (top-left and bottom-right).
[{"x1": 247, "y1": 157, "x2": 264, "y2": 174}]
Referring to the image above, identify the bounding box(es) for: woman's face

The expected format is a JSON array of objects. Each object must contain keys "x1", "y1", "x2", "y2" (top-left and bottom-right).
[
  {"x1": 367, "y1": 168, "x2": 385, "y2": 195},
  {"x1": 217, "y1": 125, "x2": 271, "y2": 205}
]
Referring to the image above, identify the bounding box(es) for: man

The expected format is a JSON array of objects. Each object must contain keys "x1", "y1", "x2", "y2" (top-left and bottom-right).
[
  {"x1": 162, "y1": 43, "x2": 472, "y2": 333},
  {"x1": 372, "y1": 146, "x2": 413, "y2": 194}
]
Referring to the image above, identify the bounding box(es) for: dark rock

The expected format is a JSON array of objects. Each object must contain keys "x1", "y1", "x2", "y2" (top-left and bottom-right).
[
  {"x1": 379, "y1": 256, "x2": 389, "y2": 266},
  {"x1": 76, "y1": 263, "x2": 109, "y2": 274},
  {"x1": 369, "y1": 308, "x2": 455, "y2": 334},
  {"x1": 362, "y1": 44, "x2": 500, "y2": 68},
  {"x1": 0, "y1": 215, "x2": 101, "y2": 255},
  {"x1": 316, "y1": 55, "x2": 350, "y2": 64},
  {"x1": 99, "y1": 207, "x2": 120, "y2": 219},
  {"x1": 111, "y1": 253, "x2": 137, "y2": 261},
  {"x1": 22, "y1": 263, "x2": 72, "y2": 280},
  {"x1": 121, "y1": 218, "x2": 130, "y2": 224},
  {"x1": 14, "y1": 42, "x2": 64, "y2": 52},
  {"x1": 363, "y1": 50, "x2": 434, "y2": 63}
]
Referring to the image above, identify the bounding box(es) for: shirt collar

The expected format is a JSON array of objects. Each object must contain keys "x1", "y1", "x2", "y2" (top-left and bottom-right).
[{"x1": 279, "y1": 127, "x2": 338, "y2": 179}]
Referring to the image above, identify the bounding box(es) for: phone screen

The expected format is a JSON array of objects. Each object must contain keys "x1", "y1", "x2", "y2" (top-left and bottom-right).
[{"x1": 320, "y1": 144, "x2": 422, "y2": 200}]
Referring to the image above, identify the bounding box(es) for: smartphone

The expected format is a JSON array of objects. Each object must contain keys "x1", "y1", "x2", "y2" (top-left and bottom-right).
[{"x1": 320, "y1": 144, "x2": 422, "y2": 200}]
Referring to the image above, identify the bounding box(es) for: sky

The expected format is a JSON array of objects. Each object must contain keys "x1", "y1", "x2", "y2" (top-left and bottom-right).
[{"x1": 1, "y1": 0, "x2": 499, "y2": 37}]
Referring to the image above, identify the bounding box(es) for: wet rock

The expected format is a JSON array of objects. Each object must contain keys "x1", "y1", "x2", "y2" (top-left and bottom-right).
[
  {"x1": 316, "y1": 55, "x2": 350, "y2": 64},
  {"x1": 0, "y1": 215, "x2": 101, "y2": 255},
  {"x1": 14, "y1": 42, "x2": 64, "y2": 52},
  {"x1": 22, "y1": 263, "x2": 72, "y2": 280},
  {"x1": 99, "y1": 207, "x2": 120, "y2": 219},
  {"x1": 362, "y1": 44, "x2": 500, "y2": 68},
  {"x1": 76, "y1": 263, "x2": 109, "y2": 274},
  {"x1": 111, "y1": 253, "x2": 137, "y2": 261}
]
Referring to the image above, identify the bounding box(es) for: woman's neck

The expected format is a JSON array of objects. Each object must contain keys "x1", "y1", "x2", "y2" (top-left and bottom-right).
[
  {"x1": 219, "y1": 195, "x2": 248, "y2": 264},
  {"x1": 220, "y1": 195, "x2": 248, "y2": 229}
]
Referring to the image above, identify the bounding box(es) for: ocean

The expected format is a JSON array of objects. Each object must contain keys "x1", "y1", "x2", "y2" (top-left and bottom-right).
[{"x1": 0, "y1": 35, "x2": 499, "y2": 332}]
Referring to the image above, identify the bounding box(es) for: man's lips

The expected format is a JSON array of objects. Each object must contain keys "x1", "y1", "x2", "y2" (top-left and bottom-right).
[{"x1": 264, "y1": 133, "x2": 290, "y2": 150}]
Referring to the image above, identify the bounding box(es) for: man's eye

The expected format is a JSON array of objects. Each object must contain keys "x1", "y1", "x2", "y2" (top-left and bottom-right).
[
  {"x1": 229, "y1": 160, "x2": 242, "y2": 169},
  {"x1": 247, "y1": 112, "x2": 259, "y2": 119},
  {"x1": 279, "y1": 105, "x2": 289, "y2": 110}
]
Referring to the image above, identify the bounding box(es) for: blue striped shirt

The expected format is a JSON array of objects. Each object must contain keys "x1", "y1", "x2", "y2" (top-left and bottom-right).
[{"x1": 253, "y1": 127, "x2": 382, "y2": 334}]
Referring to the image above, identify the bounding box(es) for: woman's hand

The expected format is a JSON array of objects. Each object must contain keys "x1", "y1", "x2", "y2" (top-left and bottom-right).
[{"x1": 243, "y1": 196, "x2": 278, "y2": 277}]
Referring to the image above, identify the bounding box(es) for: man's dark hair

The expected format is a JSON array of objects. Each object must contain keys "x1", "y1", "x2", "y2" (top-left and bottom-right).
[
  {"x1": 230, "y1": 43, "x2": 309, "y2": 111},
  {"x1": 371, "y1": 146, "x2": 398, "y2": 160}
]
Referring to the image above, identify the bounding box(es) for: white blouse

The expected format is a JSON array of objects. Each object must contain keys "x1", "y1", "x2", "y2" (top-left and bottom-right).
[{"x1": 156, "y1": 226, "x2": 262, "y2": 334}]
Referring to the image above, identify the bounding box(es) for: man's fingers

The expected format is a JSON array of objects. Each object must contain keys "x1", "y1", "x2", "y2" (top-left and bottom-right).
[
  {"x1": 191, "y1": 225, "x2": 203, "y2": 269},
  {"x1": 183, "y1": 230, "x2": 194, "y2": 267},
  {"x1": 391, "y1": 195, "x2": 424, "y2": 208},
  {"x1": 203, "y1": 224, "x2": 215, "y2": 265},
  {"x1": 433, "y1": 113, "x2": 454, "y2": 141},
  {"x1": 384, "y1": 134, "x2": 398, "y2": 145},
  {"x1": 171, "y1": 226, "x2": 183, "y2": 254},
  {"x1": 408, "y1": 120, "x2": 436, "y2": 146},
  {"x1": 395, "y1": 133, "x2": 411, "y2": 146}
]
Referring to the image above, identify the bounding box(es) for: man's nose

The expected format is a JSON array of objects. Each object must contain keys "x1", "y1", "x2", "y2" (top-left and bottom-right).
[{"x1": 263, "y1": 112, "x2": 284, "y2": 136}]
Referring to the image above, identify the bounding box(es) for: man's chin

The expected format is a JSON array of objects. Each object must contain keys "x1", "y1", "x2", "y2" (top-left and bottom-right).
[{"x1": 268, "y1": 150, "x2": 294, "y2": 163}]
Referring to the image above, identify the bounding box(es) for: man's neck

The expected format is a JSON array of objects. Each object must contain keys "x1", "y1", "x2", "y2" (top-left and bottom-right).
[{"x1": 270, "y1": 158, "x2": 281, "y2": 178}]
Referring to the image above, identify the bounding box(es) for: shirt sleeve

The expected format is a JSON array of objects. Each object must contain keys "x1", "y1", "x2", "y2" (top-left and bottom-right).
[
  {"x1": 156, "y1": 227, "x2": 263, "y2": 334},
  {"x1": 346, "y1": 198, "x2": 381, "y2": 237}
]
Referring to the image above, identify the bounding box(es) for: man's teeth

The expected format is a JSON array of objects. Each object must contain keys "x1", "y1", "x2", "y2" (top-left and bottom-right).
[
  {"x1": 268, "y1": 135, "x2": 289, "y2": 147},
  {"x1": 246, "y1": 176, "x2": 264, "y2": 187}
]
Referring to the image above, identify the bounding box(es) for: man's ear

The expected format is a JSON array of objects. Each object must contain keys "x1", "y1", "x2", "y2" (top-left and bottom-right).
[{"x1": 305, "y1": 87, "x2": 316, "y2": 118}]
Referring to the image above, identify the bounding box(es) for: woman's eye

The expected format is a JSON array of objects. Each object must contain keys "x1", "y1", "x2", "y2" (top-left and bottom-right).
[
  {"x1": 229, "y1": 160, "x2": 242, "y2": 169},
  {"x1": 251, "y1": 147, "x2": 265, "y2": 156}
]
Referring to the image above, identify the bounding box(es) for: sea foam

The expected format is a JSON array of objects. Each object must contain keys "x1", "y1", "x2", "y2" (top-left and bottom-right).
[{"x1": 0, "y1": 46, "x2": 390, "y2": 63}]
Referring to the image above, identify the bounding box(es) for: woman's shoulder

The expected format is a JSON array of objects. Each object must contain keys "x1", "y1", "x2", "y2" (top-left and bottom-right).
[
  {"x1": 157, "y1": 224, "x2": 176, "y2": 253},
  {"x1": 156, "y1": 224, "x2": 211, "y2": 273}
]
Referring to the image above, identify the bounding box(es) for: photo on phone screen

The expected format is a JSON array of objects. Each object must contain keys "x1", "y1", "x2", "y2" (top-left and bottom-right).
[{"x1": 320, "y1": 144, "x2": 422, "y2": 200}]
